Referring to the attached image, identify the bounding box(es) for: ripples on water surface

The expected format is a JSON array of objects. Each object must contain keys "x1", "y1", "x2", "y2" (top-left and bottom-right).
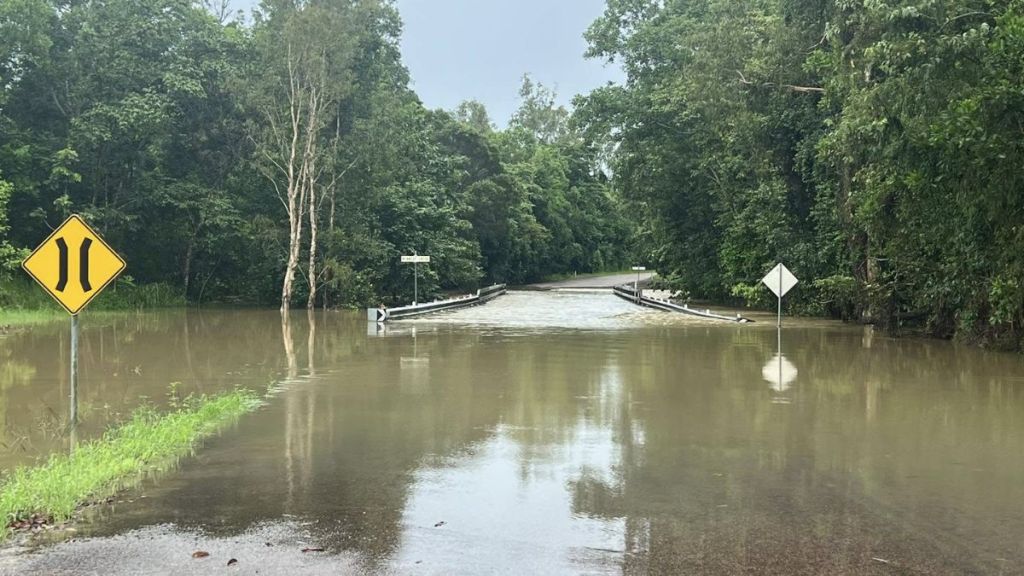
[{"x1": 3, "y1": 291, "x2": 1023, "y2": 574}]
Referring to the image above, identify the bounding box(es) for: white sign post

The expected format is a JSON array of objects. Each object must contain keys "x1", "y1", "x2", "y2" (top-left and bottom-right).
[
  {"x1": 761, "y1": 262, "x2": 800, "y2": 397},
  {"x1": 401, "y1": 254, "x2": 431, "y2": 304},
  {"x1": 761, "y1": 263, "x2": 798, "y2": 327},
  {"x1": 631, "y1": 266, "x2": 646, "y2": 303}
]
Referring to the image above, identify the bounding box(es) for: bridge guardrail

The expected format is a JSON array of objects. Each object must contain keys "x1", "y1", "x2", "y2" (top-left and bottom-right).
[
  {"x1": 368, "y1": 284, "x2": 507, "y2": 322},
  {"x1": 613, "y1": 284, "x2": 752, "y2": 323}
]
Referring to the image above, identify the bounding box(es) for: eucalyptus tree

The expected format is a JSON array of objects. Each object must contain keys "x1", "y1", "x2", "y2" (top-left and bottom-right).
[{"x1": 250, "y1": 0, "x2": 365, "y2": 311}]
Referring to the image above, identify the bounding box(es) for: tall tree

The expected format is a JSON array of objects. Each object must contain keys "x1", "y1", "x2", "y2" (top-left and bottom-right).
[{"x1": 250, "y1": 1, "x2": 362, "y2": 311}]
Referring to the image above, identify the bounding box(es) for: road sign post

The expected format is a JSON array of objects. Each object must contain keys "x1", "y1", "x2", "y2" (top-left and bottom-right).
[
  {"x1": 632, "y1": 266, "x2": 646, "y2": 303},
  {"x1": 401, "y1": 254, "x2": 431, "y2": 305},
  {"x1": 761, "y1": 263, "x2": 799, "y2": 397},
  {"x1": 22, "y1": 215, "x2": 125, "y2": 430},
  {"x1": 761, "y1": 263, "x2": 798, "y2": 327},
  {"x1": 70, "y1": 314, "x2": 79, "y2": 426}
]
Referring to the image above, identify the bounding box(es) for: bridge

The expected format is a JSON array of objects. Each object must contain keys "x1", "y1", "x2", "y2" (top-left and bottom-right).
[{"x1": 369, "y1": 272, "x2": 750, "y2": 324}]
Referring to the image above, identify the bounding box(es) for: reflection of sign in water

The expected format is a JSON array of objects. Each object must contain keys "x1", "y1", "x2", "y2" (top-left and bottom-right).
[
  {"x1": 762, "y1": 353, "x2": 798, "y2": 392},
  {"x1": 22, "y1": 215, "x2": 126, "y2": 315}
]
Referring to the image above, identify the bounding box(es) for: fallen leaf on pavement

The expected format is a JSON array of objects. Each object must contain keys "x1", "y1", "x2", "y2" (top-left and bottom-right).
[
  {"x1": 227, "y1": 558, "x2": 238, "y2": 566},
  {"x1": 301, "y1": 547, "x2": 325, "y2": 553},
  {"x1": 192, "y1": 551, "x2": 210, "y2": 559}
]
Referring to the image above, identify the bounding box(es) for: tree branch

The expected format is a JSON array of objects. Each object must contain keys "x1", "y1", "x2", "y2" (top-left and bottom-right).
[{"x1": 736, "y1": 70, "x2": 824, "y2": 94}]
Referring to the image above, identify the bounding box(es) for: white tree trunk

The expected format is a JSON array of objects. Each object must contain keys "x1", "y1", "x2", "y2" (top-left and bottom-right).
[
  {"x1": 259, "y1": 41, "x2": 333, "y2": 313},
  {"x1": 307, "y1": 175, "x2": 319, "y2": 309}
]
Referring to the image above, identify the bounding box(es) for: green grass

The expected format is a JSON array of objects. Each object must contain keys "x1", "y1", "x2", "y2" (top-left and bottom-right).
[{"x1": 0, "y1": 389, "x2": 262, "y2": 534}]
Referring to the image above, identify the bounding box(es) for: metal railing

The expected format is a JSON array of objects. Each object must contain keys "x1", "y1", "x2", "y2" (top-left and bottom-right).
[
  {"x1": 368, "y1": 284, "x2": 507, "y2": 322},
  {"x1": 612, "y1": 284, "x2": 752, "y2": 323}
]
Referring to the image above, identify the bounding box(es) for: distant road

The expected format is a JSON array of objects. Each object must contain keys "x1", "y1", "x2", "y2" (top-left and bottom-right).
[{"x1": 528, "y1": 271, "x2": 655, "y2": 290}]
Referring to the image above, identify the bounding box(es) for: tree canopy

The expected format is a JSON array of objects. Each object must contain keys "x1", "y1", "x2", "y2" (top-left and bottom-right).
[
  {"x1": 0, "y1": 0, "x2": 632, "y2": 309},
  {"x1": 576, "y1": 0, "x2": 1024, "y2": 349},
  {"x1": 2, "y1": 0, "x2": 1021, "y2": 351}
]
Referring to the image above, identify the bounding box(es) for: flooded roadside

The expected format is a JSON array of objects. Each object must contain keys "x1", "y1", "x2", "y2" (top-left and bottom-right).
[{"x1": 2, "y1": 292, "x2": 1023, "y2": 574}]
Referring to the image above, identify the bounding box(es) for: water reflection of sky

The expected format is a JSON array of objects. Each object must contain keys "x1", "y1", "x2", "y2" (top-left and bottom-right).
[
  {"x1": 398, "y1": 361, "x2": 629, "y2": 573},
  {"x1": 405, "y1": 290, "x2": 648, "y2": 330}
]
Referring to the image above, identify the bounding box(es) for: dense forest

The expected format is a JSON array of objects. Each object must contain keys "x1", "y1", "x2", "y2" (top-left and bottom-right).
[
  {"x1": 0, "y1": 0, "x2": 632, "y2": 309},
  {"x1": 2, "y1": 0, "x2": 1023, "y2": 350},
  {"x1": 577, "y1": 0, "x2": 1024, "y2": 349}
]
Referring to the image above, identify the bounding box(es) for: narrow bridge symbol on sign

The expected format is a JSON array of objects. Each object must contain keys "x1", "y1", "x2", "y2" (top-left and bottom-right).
[{"x1": 22, "y1": 215, "x2": 126, "y2": 315}]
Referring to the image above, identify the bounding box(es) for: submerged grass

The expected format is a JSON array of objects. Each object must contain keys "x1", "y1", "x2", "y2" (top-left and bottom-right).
[
  {"x1": 0, "y1": 308, "x2": 64, "y2": 326},
  {"x1": 0, "y1": 389, "x2": 262, "y2": 534},
  {"x1": 0, "y1": 276, "x2": 185, "y2": 327}
]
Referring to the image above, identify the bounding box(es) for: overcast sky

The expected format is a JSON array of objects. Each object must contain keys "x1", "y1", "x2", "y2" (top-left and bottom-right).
[{"x1": 228, "y1": 0, "x2": 623, "y2": 126}]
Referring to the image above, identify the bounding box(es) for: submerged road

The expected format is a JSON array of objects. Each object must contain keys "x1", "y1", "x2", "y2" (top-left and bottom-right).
[
  {"x1": 528, "y1": 271, "x2": 654, "y2": 290},
  {"x1": 2, "y1": 278, "x2": 1023, "y2": 575}
]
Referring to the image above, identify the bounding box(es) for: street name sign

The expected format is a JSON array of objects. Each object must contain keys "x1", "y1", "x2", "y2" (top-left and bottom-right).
[
  {"x1": 631, "y1": 266, "x2": 646, "y2": 271},
  {"x1": 22, "y1": 214, "x2": 126, "y2": 315},
  {"x1": 401, "y1": 254, "x2": 430, "y2": 304}
]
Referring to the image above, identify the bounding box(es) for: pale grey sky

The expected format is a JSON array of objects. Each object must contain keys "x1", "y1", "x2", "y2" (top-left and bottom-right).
[{"x1": 228, "y1": 0, "x2": 623, "y2": 125}]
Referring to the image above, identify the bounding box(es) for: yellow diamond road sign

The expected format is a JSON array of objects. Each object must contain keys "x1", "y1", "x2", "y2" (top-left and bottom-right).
[{"x1": 22, "y1": 214, "x2": 126, "y2": 315}]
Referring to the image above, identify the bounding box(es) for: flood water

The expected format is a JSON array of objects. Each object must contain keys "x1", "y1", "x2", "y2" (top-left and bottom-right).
[{"x1": 2, "y1": 291, "x2": 1024, "y2": 574}]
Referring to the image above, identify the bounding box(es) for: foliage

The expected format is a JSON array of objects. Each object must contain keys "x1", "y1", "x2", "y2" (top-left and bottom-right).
[
  {"x1": 0, "y1": 0, "x2": 633, "y2": 311},
  {"x1": 578, "y1": 0, "x2": 1024, "y2": 349}
]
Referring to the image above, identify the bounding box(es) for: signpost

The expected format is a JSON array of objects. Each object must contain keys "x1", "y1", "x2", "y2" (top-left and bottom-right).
[
  {"x1": 761, "y1": 263, "x2": 799, "y2": 398},
  {"x1": 761, "y1": 263, "x2": 798, "y2": 327},
  {"x1": 631, "y1": 266, "x2": 646, "y2": 303},
  {"x1": 401, "y1": 254, "x2": 430, "y2": 305},
  {"x1": 22, "y1": 215, "x2": 125, "y2": 427}
]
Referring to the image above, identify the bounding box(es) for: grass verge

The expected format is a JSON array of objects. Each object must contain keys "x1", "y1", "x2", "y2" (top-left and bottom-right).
[{"x1": 0, "y1": 389, "x2": 262, "y2": 536}]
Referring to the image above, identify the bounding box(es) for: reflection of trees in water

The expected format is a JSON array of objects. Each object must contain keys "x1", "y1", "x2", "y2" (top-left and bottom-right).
[
  {"x1": 131, "y1": 323, "x2": 1024, "y2": 569},
  {"x1": 14, "y1": 316, "x2": 1022, "y2": 571},
  {"x1": 563, "y1": 326, "x2": 1024, "y2": 573},
  {"x1": 0, "y1": 310, "x2": 375, "y2": 469}
]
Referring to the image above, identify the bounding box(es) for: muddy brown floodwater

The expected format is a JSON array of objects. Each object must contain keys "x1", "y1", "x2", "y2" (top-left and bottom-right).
[{"x1": 1, "y1": 290, "x2": 1023, "y2": 575}]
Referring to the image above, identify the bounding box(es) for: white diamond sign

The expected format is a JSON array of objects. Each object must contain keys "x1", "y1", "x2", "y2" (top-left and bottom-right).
[{"x1": 762, "y1": 263, "x2": 798, "y2": 299}]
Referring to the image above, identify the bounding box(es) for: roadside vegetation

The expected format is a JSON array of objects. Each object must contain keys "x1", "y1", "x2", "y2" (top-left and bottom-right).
[
  {"x1": 0, "y1": 389, "x2": 262, "y2": 536},
  {"x1": 0, "y1": 276, "x2": 186, "y2": 326},
  {"x1": 577, "y1": 0, "x2": 1024, "y2": 350}
]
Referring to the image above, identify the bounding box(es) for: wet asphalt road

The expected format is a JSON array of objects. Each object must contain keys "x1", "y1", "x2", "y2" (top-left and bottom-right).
[{"x1": 527, "y1": 271, "x2": 654, "y2": 289}]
